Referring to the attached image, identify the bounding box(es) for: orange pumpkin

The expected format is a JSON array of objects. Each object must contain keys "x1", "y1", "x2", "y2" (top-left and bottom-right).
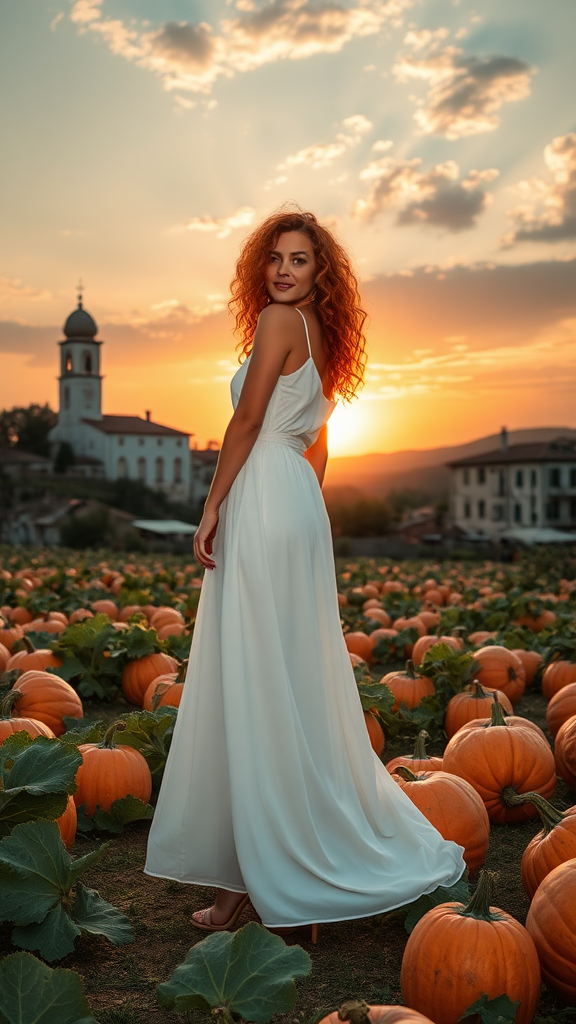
[
  {"x1": 467, "y1": 630, "x2": 497, "y2": 646},
  {"x1": 515, "y1": 609, "x2": 556, "y2": 633},
  {"x1": 511, "y1": 649, "x2": 543, "y2": 688},
  {"x1": 0, "y1": 689, "x2": 56, "y2": 744},
  {"x1": 392, "y1": 616, "x2": 426, "y2": 657},
  {"x1": 6, "y1": 638, "x2": 62, "y2": 673},
  {"x1": 0, "y1": 641, "x2": 11, "y2": 673},
  {"x1": 411, "y1": 634, "x2": 461, "y2": 666},
  {"x1": 525, "y1": 858, "x2": 576, "y2": 1004},
  {"x1": 392, "y1": 766, "x2": 489, "y2": 875},
  {"x1": 318, "y1": 1002, "x2": 435, "y2": 1024},
  {"x1": 416, "y1": 610, "x2": 440, "y2": 631},
  {"x1": 546, "y1": 682, "x2": 576, "y2": 738},
  {"x1": 380, "y1": 661, "x2": 435, "y2": 712},
  {"x1": 0, "y1": 623, "x2": 24, "y2": 650},
  {"x1": 75, "y1": 722, "x2": 152, "y2": 815},
  {"x1": 385, "y1": 730, "x2": 443, "y2": 776},
  {"x1": 444, "y1": 681, "x2": 513, "y2": 739},
  {"x1": 9, "y1": 670, "x2": 83, "y2": 736},
  {"x1": 90, "y1": 599, "x2": 119, "y2": 620},
  {"x1": 142, "y1": 660, "x2": 187, "y2": 711},
  {"x1": 344, "y1": 632, "x2": 373, "y2": 664},
  {"x1": 68, "y1": 608, "x2": 94, "y2": 624},
  {"x1": 364, "y1": 711, "x2": 384, "y2": 756},
  {"x1": 471, "y1": 645, "x2": 526, "y2": 704},
  {"x1": 56, "y1": 794, "x2": 77, "y2": 850},
  {"x1": 442, "y1": 699, "x2": 556, "y2": 823},
  {"x1": 542, "y1": 660, "x2": 576, "y2": 700},
  {"x1": 121, "y1": 652, "x2": 178, "y2": 706},
  {"x1": 512, "y1": 792, "x2": 576, "y2": 899},
  {"x1": 7, "y1": 606, "x2": 33, "y2": 626},
  {"x1": 401, "y1": 871, "x2": 540, "y2": 1024},
  {"x1": 363, "y1": 608, "x2": 392, "y2": 629},
  {"x1": 554, "y1": 714, "x2": 576, "y2": 790}
]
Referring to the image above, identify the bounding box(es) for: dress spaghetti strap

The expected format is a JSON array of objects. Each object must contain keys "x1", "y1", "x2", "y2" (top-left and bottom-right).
[{"x1": 295, "y1": 307, "x2": 312, "y2": 358}]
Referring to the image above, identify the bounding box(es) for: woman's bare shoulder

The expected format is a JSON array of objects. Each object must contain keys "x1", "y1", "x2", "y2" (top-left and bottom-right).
[{"x1": 257, "y1": 303, "x2": 301, "y2": 328}]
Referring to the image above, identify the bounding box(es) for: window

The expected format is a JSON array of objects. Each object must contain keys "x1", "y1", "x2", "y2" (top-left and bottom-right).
[
  {"x1": 137, "y1": 457, "x2": 146, "y2": 481},
  {"x1": 571, "y1": 497, "x2": 576, "y2": 520},
  {"x1": 84, "y1": 351, "x2": 92, "y2": 373},
  {"x1": 530, "y1": 496, "x2": 537, "y2": 524},
  {"x1": 464, "y1": 501, "x2": 471, "y2": 518},
  {"x1": 118, "y1": 437, "x2": 124, "y2": 446},
  {"x1": 176, "y1": 439, "x2": 182, "y2": 448},
  {"x1": 478, "y1": 500, "x2": 485, "y2": 518},
  {"x1": 65, "y1": 352, "x2": 72, "y2": 373},
  {"x1": 531, "y1": 469, "x2": 537, "y2": 488},
  {"x1": 515, "y1": 469, "x2": 524, "y2": 488},
  {"x1": 493, "y1": 504, "x2": 505, "y2": 521},
  {"x1": 138, "y1": 437, "x2": 144, "y2": 447},
  {"x1": 477, "y1": 467, "x2": 485, "y2": 484},
  {"x1": 463, "y1": 468, "x2": 469, "y2": 485},
  {"x1": 514, "y1": 503, "x2": 522, "y2": 523},
  {"x1": 547, "y1": 498, "x2": 560, "y2": 520},
  {"x1": 550, "y1": 468, "x2": 561, "y2": 487},
  {"x1": 157, "y1": 438, "x2": 163, "y2": 446},
  {"x1": 155, "y1": 457, "x2": 164, "y2": 484},
  {"x1": 174, "y1": 457, "x2": 182, "y2": 484},
  {"x1": 571, "y1": 468, "x2": 576, "y2": 487},
  {"x1": 498, "y1": 471, "x2": 506, "y2": 497},
  {"x1": 117, "y1": 457, "x2": 127, "y2": 479},
  {"x1": 64, "y1": 385, "x2": 70, "y2": 410}
]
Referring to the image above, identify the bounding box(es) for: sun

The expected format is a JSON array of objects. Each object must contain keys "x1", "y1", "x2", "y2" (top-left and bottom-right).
[{"x1": 327, "y1": 398, "x2": 382, "y2": 457}]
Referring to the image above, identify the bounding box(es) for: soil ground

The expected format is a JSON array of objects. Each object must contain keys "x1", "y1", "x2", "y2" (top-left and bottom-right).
[{"x1": 0, "y1": 691, "x2": 572, "y2": 1024}]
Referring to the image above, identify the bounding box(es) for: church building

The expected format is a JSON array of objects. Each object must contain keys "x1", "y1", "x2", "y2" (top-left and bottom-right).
[{"x1": 48, "y1": 293, "x2": 191, "y2": 503}]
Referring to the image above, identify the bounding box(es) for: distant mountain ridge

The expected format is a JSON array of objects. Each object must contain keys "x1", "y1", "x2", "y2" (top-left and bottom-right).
[{"x1": 324, "y1": 427, "x2": 576, "y2": 500}]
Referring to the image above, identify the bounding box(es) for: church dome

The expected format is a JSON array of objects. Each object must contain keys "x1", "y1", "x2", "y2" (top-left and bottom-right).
[{"x1": 63, "y1": 302, "x2": 98, "y2": 339}]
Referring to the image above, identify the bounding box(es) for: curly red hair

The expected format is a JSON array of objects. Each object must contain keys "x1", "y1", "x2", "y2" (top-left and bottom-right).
[{"x1": 229, "y1": 207, "x2": 367, "y2": 401}]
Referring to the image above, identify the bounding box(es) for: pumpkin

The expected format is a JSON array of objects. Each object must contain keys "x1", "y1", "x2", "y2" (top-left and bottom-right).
[
  {"x1": 415, "y1": 610, "x2": 440, "y2": 631},
  {"x1": 150, "y1": 607, "x2": 185, "y2": 630},
  {"x1": 525, "y1": 858, "x2": 576, "y2": 1004},
  {"x1": 364, "y1": 712, "x2": 384, "y2": 756},
  {"x1": 75, "y1": 722, "x2": 152, "y2": 815},
  {"x1": 9, "y1": 670, "x2": 83, "y2": 736},
  {"x1": 515, "y1": 609, "x2": 556, "y2": 632},
  {"x1": 554, "y1": 714, "x2": 576, "y2": 790},
  {"x1": 442, "y1": 699, "x2": 556, "y2": 824},
  {"x1": 509, "y1": 791, "x2": 576, "y2": 899},
  {"x1": 542, "y1": 660, "x2": 576, "y2": 700},
  {"x1": 121, "y1": 651, "x2": 178, "y2": 706},
  {"x1": 380, "y1": 661, "x2": 435, "y2": 712},
  {"x1": 444, "y1": 681, "x2": 513, "y2": 739},
  {"x1": 400, "y1": 870, "x2": 541, "y2": 1024},
  {"x1": 56, "y1": 794, "x2": 77, "y2": 850},
  {"x1": 467, "y1": 630, "x2": 497, "y2": 646},
  {"x1": 511, "y1": 649, "x2": 543, "y2": 688},
  {"x1": 344, "y1": 632, "x2": 373, "y2": 664},
  {"x1": 68, "y1": 608, "x2": 94, "y2": 624},
  {"x1": 349, "y1": 653, "x2": 366, "y2": 669},
  {"x1": 142, "y1": 660, "x2": 187, "y2": 711},
  {"x1": 0, "y1": 641, "x2": 10, "y2": 673},
  {"x1": 368, "y1": 628, "x2": 399, "y2": 655},
  {"x1": 90, "y1": 599, "x2": 119, "y2": 620},
  {"x1": 0, "y1": 689, "x2": 56, "y2": 744},
  {"x1": 6, "y1": 637, "x2": 62, "y2": 673},
  {"x1": 317, "y1": 1001, "x2": 435, "y2": 1024},
  {"x1": 546, "y1": 682, "x2": 576, "y2": 738},
  {"x1": 411, "y1": 634, "x2": 461, "y2": 667},
  {"x1": 0, "y1": 623, "x2": 24, "y2": 650},
  {"x1": 156, "y1": 621, "x2": 187, "y2": 640},
  {"x1": 385, "y1": 730, "x2": 443, "y2": 776},
  {"x1": 7, "y1": 606, "x2": 32, "y2": 626},
  {"x1": 363, "y1": 608, "x2": 392, "y2": 628},
  {"x1": 456, "y1": 696, "x2": 548, "y2": 745},
  {"x1": 391, "y1": 617, "x2": 426, "y2": 657},
  {"x1": 391, "y1": 766, "x2": 489, "y2": 876},
  {"x1": 471, "y1": 646, "x2": 526, "y2": 704},
  {"x1": 118, "y1": 604, "x2": 143, "y2": 623}
]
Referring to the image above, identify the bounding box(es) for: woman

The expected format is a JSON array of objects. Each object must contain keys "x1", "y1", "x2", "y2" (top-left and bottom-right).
[{"x1": 144, "y1": 209, "x2": 466, "y2": 935}]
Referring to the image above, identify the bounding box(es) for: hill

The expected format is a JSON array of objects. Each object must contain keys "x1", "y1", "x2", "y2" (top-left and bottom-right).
[{"x1": 323, "y1": 427, "x2": 576, "y2": 500}]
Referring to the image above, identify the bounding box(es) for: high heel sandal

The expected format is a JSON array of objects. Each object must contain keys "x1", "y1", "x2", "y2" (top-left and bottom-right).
[
  {"x1": 268, "y1": 923, "x2": 320, "y2": 944},
  {"x1": 191, "y1": 893, "x2": 250, "y2": 933}
]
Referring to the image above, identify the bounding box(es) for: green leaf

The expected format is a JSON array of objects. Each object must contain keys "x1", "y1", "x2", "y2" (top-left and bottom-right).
[
  {"x1": 12, "y1": 904, "x2": 82, "y2": 962},
  {"x1": 404, "y1": 877, "x2": 470, "y2": 934},
  {"x1": 121, "y1": 623, "x2": 159, "y2": 660},
  {"x1": 161, "y1": 631, "x2": 192, "y2": 662},
  {"x1": 156, "y1": 921, "x2": 311, "y2": 1021},
  {"x1": 459, "y1": 992, "x2": 519, "y2": 1023},
  {"x1": 116, "y1": 707, "x2": 178, "y2": 782},
  {"x1": 72, "y1": 882, "x2": 133, "y2": 945},
  {"x1": 0, "y1": 951, "x2": 97, "y2": 1024},
  {"x1": 75, "y1": 795, "x2": 154, "y2": 834},
  {"x1": 60, "y1": 720, "x2": 107, "y2": 745},
  {"x1": 0, "y1": 735, "x2": 82, "y2": 837},
  {"x1": 357, "y1": 682, "x2": 395, "y2": 717}
]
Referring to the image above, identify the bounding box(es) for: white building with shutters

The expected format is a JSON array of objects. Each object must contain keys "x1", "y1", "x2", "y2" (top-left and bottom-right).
[{"x1": 47, "y1": 293, "x2": 192, "y2": 503}]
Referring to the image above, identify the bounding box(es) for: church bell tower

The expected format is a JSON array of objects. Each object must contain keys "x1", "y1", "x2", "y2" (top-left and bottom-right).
[{"x1": 56, "y1": 284, "x2": 103, "y2": 447}]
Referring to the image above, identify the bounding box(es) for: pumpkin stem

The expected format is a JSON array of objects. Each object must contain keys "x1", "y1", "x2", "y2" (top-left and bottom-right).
[
  {"x1": 175, "y1": 659, "x2": 188, "y2": 684},
  {"x1": 21, "y1": 636, "x2": 35, "y2": 654},
  {"x1": 469, "y1": 679, "x2": 489, "y2": 699},
  {"x1": 392, "y1": 765, "x2": 419, "y2": 783},
  {"x1": 0, "y1": 689, "x2": 23, "y2": 719},
  {"x1": 459, "y1": 870, "x2": 503, "y2": 921},
  {"x1": 412, "y1": 730, "x2": 431, "y2": 760},
  {"x1": 501, "y1": 789, "x2": 564, "y2": 831},
  {"x1": 98, "y1": 720, "x2": 126, "y2": 749},
  {"x1": 405, "y1": 659, "x2": 417, "y2": 679},
  {"x1": 489, "y1": 695, "x2": 509, "y2": 727},
  {"x1": 337, "y1": 1000, "x2": 371, "y2": 1024}
]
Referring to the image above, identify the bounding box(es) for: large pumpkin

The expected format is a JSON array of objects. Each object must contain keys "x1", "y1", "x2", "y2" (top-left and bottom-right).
[
  {"x1": 380, "y1": 661, "x2": 435, "y2": 712},
  {"x1": 75, "y1": 722, "x2": 152, "y2": 815},
  {"x1": 142, "y1": 660, "x2": 187, "y2": 711},
  {"x1": 542, "y1": 660, "x2": 576, "y2": 700},
  {"x1": 0, "y1": 689, "x2": 56, "y2": 744},
  {"x1": 121, "y1": 652, "x2": 178, "y2": 706},
  {"x1": 385, "y1": 730, "x2": 443, "y2": 776},
  {"x1": 400, "y1": 871, "x2": 541, "y2": 1024},
  {"x1": 318, "y1": 1002, "x2": 435, "y2": 1024},
  {"x1": 344, "y1": 632, "x2": 374, "y2": 664},
  {"x1": 6, "y1": 638, "x2": 62, "y2": 673},
  {"x1": 525, "y1": 858, "x2": 576, "y2": 1004},
  {"x1": 471, "y1": 646, "x2": 526, "y2": 704},
  {"x1": 444, "y1": 681, "x2": 513, "y2": 739},
  {"x1": 511, "y1": 649, "x2": 542, "y2": 689},
  {"x1": 442, "y1": 699, "x2": 556, "y2": 823},
  {"x1": 511, "y1": 792, "x2": 576, "y2": 899},
  {"x1": 391, "y1": 766, "x2": 489, "y2": 876},
  {"x1": 554, "y1": 714, "x2": 576, "y2": 790},
  {"x1": 9, "y1": 670, "x2": 83, "y2": 736},
  {"x1": 546, "y1": 682, "x2": 576, "y2": 738}
]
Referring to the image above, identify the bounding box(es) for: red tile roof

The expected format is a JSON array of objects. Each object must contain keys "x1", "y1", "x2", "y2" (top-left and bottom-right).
[
  {"x1": 82, "y1": 415, "x2": 189, "y2": 437},
  {"x1": 447, "y1": 437, "x2": 576, "y2": 467}
]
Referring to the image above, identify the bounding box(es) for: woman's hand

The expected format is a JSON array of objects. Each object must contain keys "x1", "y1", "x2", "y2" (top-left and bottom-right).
[{"x1": 193, "y1": 509, "x2": 219, "y2": 570}]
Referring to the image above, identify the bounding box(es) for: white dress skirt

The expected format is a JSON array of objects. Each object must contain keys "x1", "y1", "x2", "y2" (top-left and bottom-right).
[{"x1": 144, "y1": 310, "x2": 466, "y2": 927}]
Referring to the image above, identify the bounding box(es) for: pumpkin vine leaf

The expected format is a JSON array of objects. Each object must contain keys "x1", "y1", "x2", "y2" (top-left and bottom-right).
[
  {"x1": 404, "y1": 877, "x2": 470, "y2": 934},
  {"x1": 0, "y1": 951, "x2": 98, "y2": 1024},
  {"x1": 0, "y1": 819, "x2": 133, "y2": 961},
  {"x1": 61, "y1": 719, "x2": 107, "y2": 745},
  {"x1": 46, "y1": 614, "x2": 122, "y2": 701},
  {"x1": 121, "y1": 623, "x2": 160, "y2": 661},
  {"x1": 459, "y1": 992, "x2": 520, "y2": 1023},
  {"x1": 75, "y1": 795, "x2": 154, "y2": 834},
  {"x1": 156, "y1": 921, "x2": 311, "y2": 1022},
  {"x1": 114, "y1": 707, "x2": 178, "y2": 784},
  {"x1": 0, "y1": 734, "x2": 82, "y2": 838}
]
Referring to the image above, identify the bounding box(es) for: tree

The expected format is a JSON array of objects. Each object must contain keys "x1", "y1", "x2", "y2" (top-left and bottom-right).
[
  {"x1": 60, "y1": 508, "x2": 110, "y2": 548},
  {"x1": 0, "y1": 403, "x2": 57, "y2": 456}
]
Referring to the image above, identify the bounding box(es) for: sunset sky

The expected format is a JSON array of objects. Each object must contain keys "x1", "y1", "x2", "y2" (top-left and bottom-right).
[{"x1": 1, "y1": 0, "x2": 575, "y2": 456}]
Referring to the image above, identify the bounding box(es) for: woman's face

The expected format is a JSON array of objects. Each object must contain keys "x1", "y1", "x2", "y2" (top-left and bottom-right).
[{"x1": 264, "y1": 230, "x2": 317, "y2": 305}]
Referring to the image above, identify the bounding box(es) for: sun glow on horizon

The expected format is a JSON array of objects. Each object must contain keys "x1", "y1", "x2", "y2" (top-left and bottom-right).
[{"x1": 327, "y1": 397, "x2": 382, "y2": 457}]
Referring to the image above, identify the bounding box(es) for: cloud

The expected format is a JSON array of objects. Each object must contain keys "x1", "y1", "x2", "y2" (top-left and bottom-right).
[
  {"x1": 180, "y1": 206, "x2": 256, "y2": 239},
  {"x1": 277, "y1": 113, "x2": 373, "y2": 173},
  {"x1": 393, "y1": 29, "x2": 535, "y2": 138},
  {"x1": 0, "y1": 279, "x2": 51, "y2": 304},
  {"x1": 352, "y1": 155, "x2": 498, "y2": 230},
  {"x1": 68, "y1": 0, "x2": 414, "y2": 94},
  {"x1": 503, "y1": 133, "x2": 576, "y2": 245}
]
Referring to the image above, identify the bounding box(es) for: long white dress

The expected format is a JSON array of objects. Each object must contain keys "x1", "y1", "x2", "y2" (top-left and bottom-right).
[{"x1": 144, "y1": 309, "x2": 466, "y2": 927}]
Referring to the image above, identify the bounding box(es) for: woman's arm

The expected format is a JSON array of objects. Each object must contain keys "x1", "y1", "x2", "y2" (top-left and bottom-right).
[
  {"x1": 304, "y1": 424, "x2": 329, "y2": 488},
  {"x1": 193, "y1": 303, "x2": 302, "y2": 569}
]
